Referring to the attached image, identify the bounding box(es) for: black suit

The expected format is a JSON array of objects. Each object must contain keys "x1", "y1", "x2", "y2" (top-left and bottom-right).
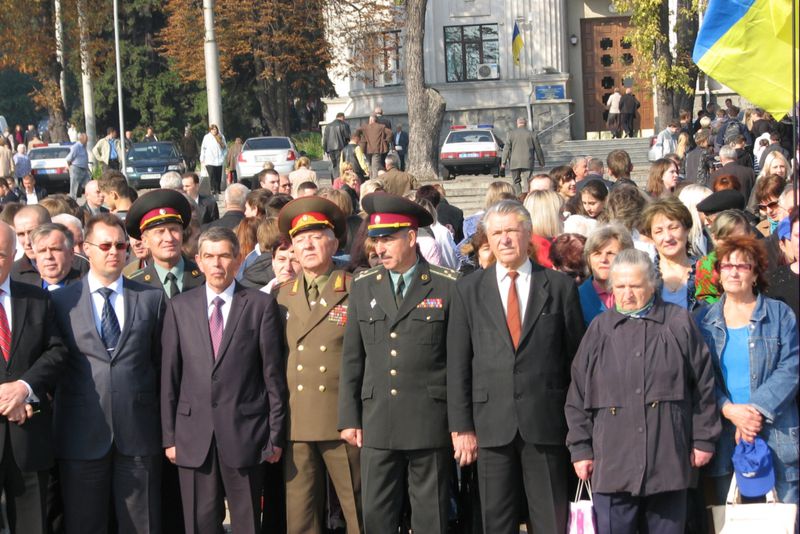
[
  {"x1": 393, "y1": 130, "x2": 409, "y2": 170},
  {"x1": 710, "y1": 161, "x2": 755, "y2": 204},
  {"x1": 203, "y1": 209, "x2": 245, "y2": 231},
  {"x1": 80, "y1": 204, "x2": 110, "y2": 225},
  {"x1": 436, "y1": 199, "x2": 464, "y2": 244},
  {"x1": 11, "y1": 186, "x2": 48, "y2": 204},
  {"x1": 11, "y1": 255, "x2": 89, "y2": 288},
  {"x1": 195, "y1": 194, "x2": 220, "y2": 225},
  {"x1": 0, "y1": 281, "x2": 68, "y2": 534},
  {"x1": 447, "y1": 262, "x2": 585, "y2": 533},
  {"x1": 161, "y1": 283, "x2": 287, "y2": 534},
  {"x1": 51, "y1": 278, "x2": 166, "y2": 534}
]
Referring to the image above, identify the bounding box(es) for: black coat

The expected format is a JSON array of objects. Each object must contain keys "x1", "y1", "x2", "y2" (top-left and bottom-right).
[
  {"x1": 0, "y1": 281, "x2": 68, "y2": 472},
  {"x1": 436, "y1": 199, "x2": 464, "y2": 244},
  {"x1": 447, "y1": 261, "x2": 585, "y2": 447},
  {"x1": 203, "y1": 209, "x2": 245, "y2": 231},
  {"x1": 11, "y1": 255, "x2": 89, "y2": 287},
  {"x1": 323, "y1": 119, "x2": 351, "y2": 152},
  {"x1": 710, "y1": 161, "x2": 755, "y2": 203},
  {"x1": 196, "y1": 194, "x2": 220, "y2": 225}
]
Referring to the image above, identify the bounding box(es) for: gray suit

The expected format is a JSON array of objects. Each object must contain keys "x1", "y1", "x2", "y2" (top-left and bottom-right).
[
  {"x1": 51, "y1": 277, "x2": 166, "y2": 534},
  {"x1": 502, "y1": 127, "x2": 546, "y2": 194}
]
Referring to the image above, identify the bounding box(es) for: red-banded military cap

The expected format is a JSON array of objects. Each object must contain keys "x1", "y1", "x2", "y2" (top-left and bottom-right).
[
  {"x1": 278, "y1": 196, "x2": 347, "y2": 239},
  {"x1": 361, "y1": 192, "x2": 434, "y2": 238},
  {"x1": 125, "y1": 188, "x2": 192, "y2": 239}
]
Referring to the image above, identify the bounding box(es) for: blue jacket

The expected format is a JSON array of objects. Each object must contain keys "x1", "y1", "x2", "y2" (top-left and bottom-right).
[
  {"x1": 696, "y1": 294, "x2": 799, "y2": 481},
  {"x1": 578, "y1": 277, "x2": 608, "y2": 327}
]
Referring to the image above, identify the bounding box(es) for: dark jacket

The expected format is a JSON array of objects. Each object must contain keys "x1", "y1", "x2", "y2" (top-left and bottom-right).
[
  {"x1": 364, "y1": 122, "x2": 391, "y2": 155},
  {"x1": 565, "y1": 298, "x2": 720, "y2": 496},
  {"x1": 323, "y1": 119, "x2": 351, "y2": 152},
  {"x1": 204, "y1": 209, "x2": 245, "y2": 231},
  {"x1": 436, "y1": 199, "x2": 464, "y2": 244},
  {"x1": 710, "y1": 161, "x2": 755, "y2": 202},
  {"x1": 394, "y1": 130, "x2": 409, "y2": 154},
  {"x1": 196, "y1": 194, "x2": 220, "y2": 225},
  {"x1": 0, "y1": 281, "x2": 68, "y2": 472},
  {"x1": 12, "y1": 255, "x2": 89, "y2": 286},
  {"x1": 619, "y1": 93, "x2": 640, "y2": 114},
  {"x1": 240, "y1": 252, "x2": 274, "y2": 289},
  {"x1": 7, "y1": 186, "x2": 47, "y2": 204},
  {"x1": 447, "y1": 262, "x2": 585, "y2": 447},
  {"x1": 181, "y1": 134, "x2": 199, "y2": 160},
  {"x1": 161, "y1": 283, "x2": 287, "y2": 468},
  {"x1": 502, "y1": 127, "x2": 545, "y2": 170}
]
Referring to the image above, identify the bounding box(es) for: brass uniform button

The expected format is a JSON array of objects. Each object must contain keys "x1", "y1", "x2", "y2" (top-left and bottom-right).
[
  {"x1": 320, "y1": 345, "x2": 327, "y2": 352},
  {"x1": 297, "y1": 364, "x2": 304, "y2": 371},
  {"x1": 319, "y1": 366, "x2": 327, "y2": 373},
  {"x1": 390, "y1": 332, "x2": 397, "y2": 339},
  {"x1": 297, "y1": 385, "x2": 304, "y2": 391},
  {"x1": 390, "y1": 349, "x2": 397, "y2": 357},
  {"x1": 390, "y1": 369, "x2": 397, "y2": 376},
  {"x1": 318, "y1": 385, "x2": 326, "y2": 392},
  {"x1": 390, "y1": 389, "x2": 398, "y2": 396},
  {"x1": 298, "y1": 345, "x2": 304, "y2": 351}
]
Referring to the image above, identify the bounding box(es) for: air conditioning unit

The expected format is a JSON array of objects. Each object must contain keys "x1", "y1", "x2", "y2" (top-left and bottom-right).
[{"x1": 476, "y1": 63, "x2": 499, "y2": 80}]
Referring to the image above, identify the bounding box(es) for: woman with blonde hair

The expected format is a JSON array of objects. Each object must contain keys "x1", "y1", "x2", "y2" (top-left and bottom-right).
[
  {"x1": 523, "y1": 190, "x2": 563, "y2": 267},
  {"x1": 200, "y1": 124, "x2": 226, "y2": 195},
  {"x1": 677, "y1": 183, "x2": 712, "y2": 256},
  {"x1": 289, "y1": 155, "x2": 317, "y2": 196},
  {"x1": 460, "y1": 180, "x2": 516, "y2": 245}
]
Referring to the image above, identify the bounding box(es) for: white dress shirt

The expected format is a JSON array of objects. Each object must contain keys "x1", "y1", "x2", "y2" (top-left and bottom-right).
[
  {"x1": 206, "y1": 281, "x2": 236, "y2": 329},
  {"x1": 87, "y1": 272, "x2": 126, "y2": 336},
  {"x1": 495, "y1": 259, "x2": 533, "y2": 322}
]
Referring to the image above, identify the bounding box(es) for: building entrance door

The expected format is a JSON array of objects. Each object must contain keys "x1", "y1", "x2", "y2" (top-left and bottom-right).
[{"x1": 580, "y1": 17, "x2": 654, "y2": 135}]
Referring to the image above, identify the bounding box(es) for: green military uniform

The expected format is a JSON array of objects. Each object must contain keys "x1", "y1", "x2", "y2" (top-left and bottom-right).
[
  {"x1": 128, "y1": 257, "x2": 205, "y2": 297},
  {"x1": 276, "y1": 195, "x2": 361, "y2": 534},
  {"x1": 337, "y1": 192, "x2": 459, "y2": 534}
]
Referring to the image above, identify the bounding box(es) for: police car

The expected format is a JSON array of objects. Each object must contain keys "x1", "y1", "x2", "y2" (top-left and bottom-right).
[
  {"x1": 439, "y1": 124, "x2": 504, "y2": 179},
  {"x1": 28, "y1": 143, "x2": 74, "y2": 193}
]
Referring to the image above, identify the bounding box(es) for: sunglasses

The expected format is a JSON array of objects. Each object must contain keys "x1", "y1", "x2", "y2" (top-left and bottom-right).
[
  {"x1": 719, "y1": 262, "x2": 753, "y2": 272},
  {"x1": 758, "y1": 200, "x2": 779, "y2": 211},
  {"x1": 85, "y1": 241, "x2": 127, "y2": 252}
]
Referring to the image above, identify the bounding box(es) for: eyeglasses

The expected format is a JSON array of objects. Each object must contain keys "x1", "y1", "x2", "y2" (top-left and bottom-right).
[
  {"x1": 719, "y1": 262, "x2": 753, "y2": 272},
  {"x1": 85, "y1": 241, "x2": 127, "y2": 252},
  {"x1": 757, "y1": 200, "x2": 779, "y2": 211}
]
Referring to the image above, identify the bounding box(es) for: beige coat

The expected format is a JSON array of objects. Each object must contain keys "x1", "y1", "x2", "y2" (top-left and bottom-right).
[
  {"x1": 91, "y1": 137, "x2": 122, "y2": 165},
  {"x1": 0, "y1": 146, "x2": 14, "y2": 177}
]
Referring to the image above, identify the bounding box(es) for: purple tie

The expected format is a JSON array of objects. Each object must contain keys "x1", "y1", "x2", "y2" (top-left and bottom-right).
[{"x1": 209, "y1": 296, "x2": 224, "y2": 359}]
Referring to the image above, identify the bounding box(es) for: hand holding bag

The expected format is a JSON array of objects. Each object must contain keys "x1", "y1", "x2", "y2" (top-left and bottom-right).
[
  {"x1": 709, "y1": 477, "x2": 797, "y2": 534},
  {"x1": 568, "y1": 479, "x2": 596, "y2": 534}
]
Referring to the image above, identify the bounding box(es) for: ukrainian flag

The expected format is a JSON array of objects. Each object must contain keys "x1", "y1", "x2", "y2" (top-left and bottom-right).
[
  {"x1": 693, "y1": 0, "x2": 799, "y2": 118},
  {"x1": 512, "y1": 22, "x2": 524, "y2": 66}
]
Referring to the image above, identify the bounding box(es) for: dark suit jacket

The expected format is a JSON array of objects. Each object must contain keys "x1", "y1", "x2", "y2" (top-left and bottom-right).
[
  {"x1": 51, "y1": 278, "x2": 166, "y2": 460},
  {"x1": 161, "y1": 283, "x2": 287, "y2": 469},
  {"x1": 80, "y1": 204, "x2": 109, "y2": 225},
  {"x1": 710, "y1": 162, "x2": 755, "y2": 202},
  {"x1": 436, "y1": 199, "x2": 464, "y2": 244},
  {"x1": 11, "y1": 255, "x2": 88, "y2": 287},
  {"x1": 203, "y1": 209, "x2": 245, "y2": 231},
  {"x1": 10, "y1": 186, "x2": 48, "y2": 204},
  {"x1": 447, "y1": 261, "x2": 585, "y2": 448},
  {"x1": 394, "y1": 131, "x2": 409, "y2": 153},
  {"x1": 0, "y1": 281, "x2": 68, "y2": 472},
  {"x1": 196, "y1": 194, "x2": 220, "y2": 225}
]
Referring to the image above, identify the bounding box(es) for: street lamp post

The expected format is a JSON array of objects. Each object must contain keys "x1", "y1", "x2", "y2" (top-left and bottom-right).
[
  {"x1": 113, "y1": 0, "x2": 126, "y2": 175},
  {"x1": 203, "y1": 0, "x2": 224, "y2": 135}
]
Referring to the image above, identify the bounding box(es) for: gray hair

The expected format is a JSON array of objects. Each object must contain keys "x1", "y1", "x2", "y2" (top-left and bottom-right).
[
  {"x1": 52, "y1": 213, "x2": 84, "y2": 240},
  {"x1": 718, "y1": 145, "x2": 737, "y2": 161},
  {"x1": 30, "y1": 222, "x2": 75, "y2": 251},
  {"x1": 360, "y1": 179, "x2": 384, "y2": 200},
  {"x1": 224, "y1": 183, "x2": 250, "y2": 209},
  {"x1": 609, "y1": 248, "x2": 657, "y2": 286},
  {"x1": 385, "y1": 153, "x2": 400, "y2": 169},
  {"x1": 481, "y1": 199, "x2": 533, "y2": 234},
  {"x1": 159, "y1": 171, "x2": 183, "y2": 190},
  {"x1": 584, "y1": 224, "x2": 634, "y2": 265},
  {"x1": 570, "y1": 155, "x2": 588, "y2": 168},
  {"x1": 587, "y1": 157, "x2": 604, "y2": 173},
  {"x1": 197, "y1": 226, "x2": 240, "y2": 258}
]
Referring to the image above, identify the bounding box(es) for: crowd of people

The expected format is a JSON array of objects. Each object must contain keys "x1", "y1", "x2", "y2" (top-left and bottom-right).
[{"x1": 0, "y1": 96, "x2": 796, "y2": 534}]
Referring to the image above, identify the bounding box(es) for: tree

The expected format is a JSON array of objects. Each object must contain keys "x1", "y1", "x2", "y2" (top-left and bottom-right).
[{"x1": 613, "y1": 0, "x2": 700, "y2": 128}]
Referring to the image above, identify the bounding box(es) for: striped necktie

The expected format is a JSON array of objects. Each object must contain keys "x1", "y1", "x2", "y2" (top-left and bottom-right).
[{"x1": 0, "y1": 289, "x2": 10, "y2": 362}]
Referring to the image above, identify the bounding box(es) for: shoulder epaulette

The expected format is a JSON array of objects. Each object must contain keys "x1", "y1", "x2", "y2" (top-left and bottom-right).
[
  {"x1": 429, "y1": 264, "x2": 460, "y2": 281},
  {"x1": 354, "y1": 266, "x2": 381, "y2": 282}
]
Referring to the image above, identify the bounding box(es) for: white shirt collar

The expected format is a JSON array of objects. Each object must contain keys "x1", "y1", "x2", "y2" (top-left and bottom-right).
[
  {"x1": 87, "y1": 271, "x2": 124, "y2": 294},
  {"x1": 495, "y1": 258, "x2": 532, "y2": 282},
  {"x1": 0, "y1": 276, "x2": 11, "y2": 296},
  {"x1": 205, "y1": 280, "x2": 236, "y2": 306}
]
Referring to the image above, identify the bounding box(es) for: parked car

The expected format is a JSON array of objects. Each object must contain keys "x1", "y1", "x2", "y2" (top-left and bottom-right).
[
  {"x1": 235, "y1": 136, "x2": 299, "y2": 183},
  {"x1": 124, "y1": 142, "x2": 185, "y2": 190},
  {"x1": 28, "y1": 143, "x2": 73, "y2": 193},
  {"x1": 439, "y1": 125, "x2": 504, "y2": 179}
]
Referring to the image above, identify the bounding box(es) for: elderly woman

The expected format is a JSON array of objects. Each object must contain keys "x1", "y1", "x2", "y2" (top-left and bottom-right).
[
  {"x1": 697, "y1": 235, "x2": 799, "y2": 506},
  {"x1": 578, "y1": 224, "x2": 634, "y2": 325},
  {"x1": 640, "y1": 198, "x2": 700, "y2": 310},
  {"x1": 566, "y1": 248, "x2": 720, "y2": 533}
]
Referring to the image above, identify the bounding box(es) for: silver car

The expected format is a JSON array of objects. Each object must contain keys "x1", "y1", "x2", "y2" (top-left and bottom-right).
[{"x1": 235, "y1": 136, "x2": 299, "y2": 183}]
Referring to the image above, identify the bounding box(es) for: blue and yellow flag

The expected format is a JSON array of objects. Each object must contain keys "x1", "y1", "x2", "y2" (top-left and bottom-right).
[
  {"x1": 512, "y1": 22, "x2": 524, "y2": 66},
  {"x1": 693, "y1": 0, "x2": 799, "y2": 118}
]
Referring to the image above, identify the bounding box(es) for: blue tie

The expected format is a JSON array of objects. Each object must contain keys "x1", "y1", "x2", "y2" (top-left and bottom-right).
[{"x1": 98, "y1": 287, "x2": 121, "y2": 352}]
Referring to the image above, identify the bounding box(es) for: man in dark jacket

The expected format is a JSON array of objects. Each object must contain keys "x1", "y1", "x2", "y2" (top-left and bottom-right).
[
  {"x1": 393, "y1": 125, "x2": 409, "y2": 170},
  {"x1": 181, "y1": 127, "x2": 199, "y2": 172},
  {"x1": 323, "y1": 113, "x2": 351, "y2": 178},
  {"x1": 431, "y1": 183, "x2": 464, "y2": 243},
  {"x1": 501, "y1": 117, "x2": 545, "y2": 195},
  {"x1": 619, "y1": 88, "x2": 640, "y2": 138},
  {"x1": 710, "y1": 145, "x2": 755, "y2": 201},
  {"x1": 363, "y1": 115, "x2": 391, "y2": 180}
]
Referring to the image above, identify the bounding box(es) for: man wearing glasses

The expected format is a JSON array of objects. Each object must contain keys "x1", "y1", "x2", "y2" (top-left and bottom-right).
[{"x1": 50, "y1": 213, "x2": 167, "y2": 534}]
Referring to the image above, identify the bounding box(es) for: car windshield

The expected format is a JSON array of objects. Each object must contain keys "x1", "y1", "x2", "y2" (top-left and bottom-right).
[
  {"x1": 127, "y1": 143, "x2": 176, "y2": 161},
  {"x1": 446, "y1": 131, "x2": 494, "y2": 144},
  {"x1": 244, "y1": 138, "x2": 291, "y2": 151},
  {"x1": 29, "y1": 148, "x2": 70, "y2": 160}
]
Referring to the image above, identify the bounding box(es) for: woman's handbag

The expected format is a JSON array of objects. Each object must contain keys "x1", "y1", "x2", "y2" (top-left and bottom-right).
[
  {"x1": 709, "y1": 477, "x2": 797, "y2": 533},
  {"x1": 567, "y1": 479, "x2": 596, "y2": 534}
]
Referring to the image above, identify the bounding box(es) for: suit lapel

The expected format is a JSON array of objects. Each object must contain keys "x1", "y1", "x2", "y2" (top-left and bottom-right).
[
  {"x1": 75, "y1": 280, "x2": 108, "y2": 357},
  {"x1": 370, "y1": 267, "x2": 397, "y2": 321},
  {"x1": 298, "y1": 272, "x2": 347, "y2": 340},
  {"x1": 392, "y1": 262, "x2": 433, "y2": 326},
  {"x1": 213, "y1": 284, "x2": 247, "y2": 369},
  {"x1": 518, "y1": 263, "x2": 550, "y2": 349},
  {"x1": 481, "y1": 265, "x2": 514, "y2": 352},
  {"x1": 112, "y1": 281, "x2": 139, "y2": 359},
  {"x1": 8, "y1": 286, "x2": 27, "y2": 366},
  {"x1": 195, "y1": 287, "x2": 216, "y2": 364}
]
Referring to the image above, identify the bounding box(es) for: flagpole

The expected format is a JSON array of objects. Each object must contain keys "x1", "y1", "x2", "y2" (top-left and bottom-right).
[{"x1": 792, "y1": 0, "x2": 797, "y2": 194}]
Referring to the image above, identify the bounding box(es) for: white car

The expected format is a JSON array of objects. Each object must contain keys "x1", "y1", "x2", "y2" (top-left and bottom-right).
[
  {"x1": 28, "y1": 143, "x2": 74, "y2": 193},
  {"x1": 439, "y1": 125, "x2": 503, "y2": 179},
  {"x1": 235, "y1": 137, "x2": 299, "y2": 184}
]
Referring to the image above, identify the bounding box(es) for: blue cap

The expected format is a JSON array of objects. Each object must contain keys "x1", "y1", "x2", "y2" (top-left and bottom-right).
[
  {"x1": 732, "y1": 437, "x2": 775, "y2": 497},
  {"x1": 777, "y1": 216, "x2": 791, "y2": 240}
]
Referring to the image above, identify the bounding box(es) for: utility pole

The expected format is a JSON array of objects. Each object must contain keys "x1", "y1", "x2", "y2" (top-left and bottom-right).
[
  {"x1": 112, "y1": 0, "x2": 126, "y2": 174},
  {"x1": 77, "y1": 0, "x2": 96, "y2": 159},
  {"x1": 203, "y1": 0, "x2": 224, "y2": 134}
]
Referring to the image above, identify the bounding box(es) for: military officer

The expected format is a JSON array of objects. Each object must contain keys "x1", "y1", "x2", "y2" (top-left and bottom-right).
[
  {"x1": 275, "y1": 197, "x2": 362, "y2": 534},
  {"x1": 126, "y1": 189, "x2": 204, "y2": 296},
  {"x1": 338, "y1": 192, "x2": 458, "y2": 534},
  {"x1": 124, "y1": 189, "x2": 201, "y2": 534}
]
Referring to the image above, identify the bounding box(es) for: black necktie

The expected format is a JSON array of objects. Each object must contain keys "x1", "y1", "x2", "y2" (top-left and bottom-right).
[
  {"x1": 394, "y1": 276, "x2": 405, "y2": 309},
  {"x1": 97, "y1": 287, "x2": 121, "y2": 353},
  {"x1": 165, "y1": 272, "x2": 179, "y2": 299}
]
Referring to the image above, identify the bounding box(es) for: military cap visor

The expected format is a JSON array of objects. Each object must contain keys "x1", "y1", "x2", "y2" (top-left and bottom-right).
[
  {"x1": 278, "y1": 196, "x2": 347, "y2": 239},
  {"x1": 362, "y1": 192, "x2": 434, "y2": 238},
  {"x1": 125, "y1": 188, "x2": 192, "y2": 239}
]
